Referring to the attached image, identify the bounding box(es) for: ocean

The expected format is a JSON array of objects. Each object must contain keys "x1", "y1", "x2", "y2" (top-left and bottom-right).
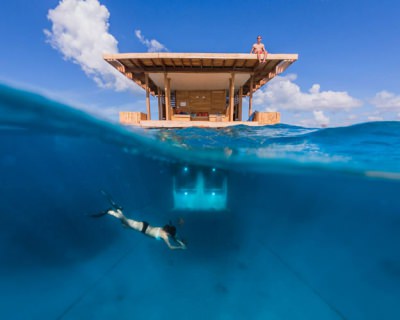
[{"x1": 0, "y1": 83, "x2": 399, "y2": 320}]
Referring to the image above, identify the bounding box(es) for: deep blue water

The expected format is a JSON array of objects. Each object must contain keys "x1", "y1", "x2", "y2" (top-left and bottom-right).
[{"x1": 0, "y1": 83, "x2": 399, "y2": 320}]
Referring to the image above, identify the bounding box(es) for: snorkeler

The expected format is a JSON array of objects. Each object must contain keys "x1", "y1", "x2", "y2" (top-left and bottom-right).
[{"x1": 91, "y1": 191, "x2": 186, "y2": 250}]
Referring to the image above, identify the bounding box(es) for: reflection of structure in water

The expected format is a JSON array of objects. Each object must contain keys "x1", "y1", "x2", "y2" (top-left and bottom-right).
[{"x1": 172, "y1": 166, "x2": 227, "y2": 210}]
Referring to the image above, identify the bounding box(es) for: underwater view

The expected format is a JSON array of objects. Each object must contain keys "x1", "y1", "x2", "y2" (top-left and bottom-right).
[{"x1": 1, "y1": 83, "x2": 400, "y2": 320}]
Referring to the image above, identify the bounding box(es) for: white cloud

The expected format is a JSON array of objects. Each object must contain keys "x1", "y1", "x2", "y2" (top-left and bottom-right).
[
  {"x1": 367, "y1": 116, "x2": 384, "y2": 121},
  {"x1": 370, "y1": 91, "x2": 400, "y2": 110},
  {"x1": 134, "y1": 29, "x2": 168, "y2": 52},
  {"x1": 313, "y1": 110, "x2": 330, "y2": 126},
  {"x1": 44, "y1": 0, "x2": 134, "y2": 91},
  {"x1": 79, "y1": 100, "x2": 147, "y2": 122},
  {"x1": 254, "y1": 74, "x2": 362, "y2": 111}
]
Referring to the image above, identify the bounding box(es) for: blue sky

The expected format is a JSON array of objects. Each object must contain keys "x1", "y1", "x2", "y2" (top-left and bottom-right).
[{"x1": 0, "y1": 0, "x2": 399, "y2": 127}]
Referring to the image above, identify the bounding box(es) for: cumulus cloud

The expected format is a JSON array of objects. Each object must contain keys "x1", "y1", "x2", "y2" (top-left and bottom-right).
[
  {"x1": 134, "y1": 29, "x2": 168, "y2": 52},
  {"x1": 370, "y1": 91, "x2": 400, "y2": 110},
  {"x1": 44, "y1": 0, "x2": 134, "y2": 91},
  {"x1": 254, "y1": 74, "x2": 362, "y2": 111},
  {"x1": 367, "y1": 116, "x2": 384, "y2": 121},
  {"x1": 313, "y1": 110, "x2": 330, "y2": 126}
]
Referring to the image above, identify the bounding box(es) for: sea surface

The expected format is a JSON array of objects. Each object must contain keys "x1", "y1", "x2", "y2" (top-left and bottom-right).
[{"x1": 0, "y1": 83, "x2": 399, "y2": 320}]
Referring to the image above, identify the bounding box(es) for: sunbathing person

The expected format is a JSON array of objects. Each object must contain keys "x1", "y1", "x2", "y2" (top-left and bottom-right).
[{"x1": 250, "y1": 35, "x2": 268, "y2": 63}]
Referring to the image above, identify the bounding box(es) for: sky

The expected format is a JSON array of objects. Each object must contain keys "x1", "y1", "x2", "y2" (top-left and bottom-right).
[{"x1": 0, "y1": 0, "x2": 399, "y2": 127}]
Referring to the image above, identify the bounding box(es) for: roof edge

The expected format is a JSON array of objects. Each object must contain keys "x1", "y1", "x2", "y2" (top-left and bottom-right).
[{"x1": 103, "y1": 52, "x2": 298, "y2": 61}]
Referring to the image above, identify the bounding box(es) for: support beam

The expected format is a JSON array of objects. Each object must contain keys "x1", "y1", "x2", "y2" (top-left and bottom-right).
[
  {"x1": 164, "y1": 73, "x2": 171, "y2": 120},
  {"x1": 125, "y1": 67, "x2": 254, "y2": 73},
  {"x1": 229, "y1": 73, "x2": 235, "y2": 121},
  {"x1": 145, "y1": 73, "x2": 151, "y2": 120},
  {"x1": 249, "y1": 76, "x2": 254, "y2": 118},
  {"x1": 157, "y1": 87, "x2": 162, "y2": 120},
  {"x1": 168, "y1": 78, "x2": 172, "y2": 120},
  {"x1": 238, "y1": 86, "x2": 243, "y2": 121}
]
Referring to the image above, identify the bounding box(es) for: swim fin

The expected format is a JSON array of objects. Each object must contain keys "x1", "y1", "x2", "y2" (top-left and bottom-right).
[
  {"x1": 87, "y1": 209, "x2": 110, "y2": 218},
  {"x1": 101, "y1": 190, "x2": 123, "y2": 211}
]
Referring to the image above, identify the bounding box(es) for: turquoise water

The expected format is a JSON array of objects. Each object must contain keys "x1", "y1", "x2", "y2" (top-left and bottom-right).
[{"x1": 0, "y1": 83, "x2": 399, "y2": 319}]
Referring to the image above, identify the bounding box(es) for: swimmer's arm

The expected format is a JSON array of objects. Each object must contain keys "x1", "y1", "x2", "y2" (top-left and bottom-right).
[
  {"x1": 175, "y1": 239, "x2": 187, "y2": 248},
  {"x1": 250, "y1": 45, "x2": 256, "y2": 54},
  {"x1": 163, "y1": 237, "x2": 186, "y2": 250}
]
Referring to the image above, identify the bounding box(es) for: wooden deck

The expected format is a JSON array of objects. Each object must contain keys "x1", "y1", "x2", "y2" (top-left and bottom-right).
[{"x1": 132, "y1": 120, "x2": 266, "y2": 128}]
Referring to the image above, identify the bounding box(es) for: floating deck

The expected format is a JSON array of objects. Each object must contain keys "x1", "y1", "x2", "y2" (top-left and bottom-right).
[{"x1": 104, "y1": 52, "x2": 298, "y2": 127}]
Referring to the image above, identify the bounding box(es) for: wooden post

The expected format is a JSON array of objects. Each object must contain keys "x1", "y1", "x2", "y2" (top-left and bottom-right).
[
  {"x1": 145, "y1": 73, "x2": 151, "y2": 120},
  {"x1": 168, "y1": 78, "x2": 172, "y2": 120},
  {"x1": 157, "y1": 87, "x2": 162, "y2": 120},
  {"x1": 164, "y1": 73, "x2": 171, "y2": 120},
  {"x1": 229, "y1": 73, "x2": 235, "y2": 121},
  {"x1": 238, "y1": 86, "x2": 243, "y2": 121},
  {"x1": 248, "y1": 76, "x2": 254, "y2": 118}
]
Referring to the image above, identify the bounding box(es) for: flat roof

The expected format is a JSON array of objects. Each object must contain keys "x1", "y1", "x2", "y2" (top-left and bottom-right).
[{"x1": 104, "y1": 53, "x2": 298, "y2": 95}]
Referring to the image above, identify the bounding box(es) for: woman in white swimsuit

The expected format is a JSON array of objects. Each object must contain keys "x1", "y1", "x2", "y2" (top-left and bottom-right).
[
  {"x1": 91, "y1": 191, "x2": 186, "y2": 250},
  {"x1": 91, "y1": 207, "x2": 186, "y2": 250},
  {"x1": 106, "y1": 208, "x2": 187, "y2": 250}
]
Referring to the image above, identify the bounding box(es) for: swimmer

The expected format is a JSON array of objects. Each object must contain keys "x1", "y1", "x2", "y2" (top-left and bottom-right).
[
  {"x1": 91, "y1": 191, "x2": 186, "y2": 250},
  {"x1": 250, "y1": 35, "x2": 268, "y2": 63}
]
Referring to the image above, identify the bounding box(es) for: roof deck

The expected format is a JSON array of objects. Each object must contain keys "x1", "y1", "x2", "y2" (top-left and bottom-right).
[{"x1": 104, "y1": 52, "x2": 298, "y2": 127}]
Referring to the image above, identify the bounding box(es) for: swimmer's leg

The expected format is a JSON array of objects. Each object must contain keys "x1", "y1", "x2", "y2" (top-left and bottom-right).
[
  {"x1": 107, "y1": 209, "x2": 123, "y2": 219},
  {"x1": 107, "y1": 209, "x2": 142, "y2": 231},
  {"x1": 88, "y1": 208, "x2": 112, "y2": 218},
  {"x1": 89, "y1": 208, "x2": 124, "y2": 220}
]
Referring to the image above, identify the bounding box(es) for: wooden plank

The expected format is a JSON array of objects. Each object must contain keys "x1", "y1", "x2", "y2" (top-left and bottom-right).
[
  {"x1": 211, "y1": 90, "x2": 226, "y2": 113},
  {"x1": 120, "y1": 111, "x2": 147, "y2": 124},
  {"x1": 255, "y1": 112, "x2": 280, "y2": 125},
  {"x1": 229, "y1": 74, "x2": 235, "y2": 121},
  {"x1": 128, "y1": 59, "x2": 143, "y2": 71},
  {"x1": 157, "y1": 87, "x2": 162, "y2": 120},
  {"x1": 164, "y1": 73, "x2": 170, "y2": 120},
  {"x1": 104, "y1": 53, "x2": 299, "y2": 61},
  {"x1": 150, "y1": 58, "x2": 157, "y2": 66},
  {"x1": 125, "y1": 67, "x2": 255, "y2": 73},
  {"x1": 145, "y1": 73, "x2": 151, "y2": 120},
  {"x1": 159, "y1": 58, "x2": 167, "y2": 71},
  {"x1": 238, "y1": 86, "x2": 243, "y2": 121},
  {"x1": 249, "y1": 76, "x2": 253, "y2": 118},
  {"x1": 134, "y1": 120, "x2": 264, "y2": 128},
  {"x1": 167, "y1": 78, "x2": 172, "y2": 119},
  {"x1": 104, "y1": 53, "x2": 298, "y2": 99}
]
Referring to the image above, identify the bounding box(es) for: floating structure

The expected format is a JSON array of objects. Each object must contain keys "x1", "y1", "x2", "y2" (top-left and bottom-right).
[{"x1": 104, "y1": 52, "x2": 298, "y2": 128}]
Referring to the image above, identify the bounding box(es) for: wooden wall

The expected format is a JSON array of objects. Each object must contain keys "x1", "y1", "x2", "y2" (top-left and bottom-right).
[
  {"x1": 175, "y1": 90, "x2": 226, "y2": 115},
  {"x1": 120, "y1": 111, "x2": 147, "y2": 124},
  {"x1": 253, "y1": 112, "x2": 281, "y2": 125}
]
